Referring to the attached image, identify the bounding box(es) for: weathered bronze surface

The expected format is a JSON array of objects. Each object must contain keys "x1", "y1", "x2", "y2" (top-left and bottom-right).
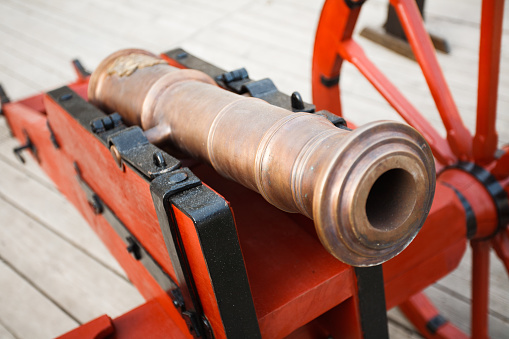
[{"x1": 89, "y1": 49, "x2": 436, "y2": 266}]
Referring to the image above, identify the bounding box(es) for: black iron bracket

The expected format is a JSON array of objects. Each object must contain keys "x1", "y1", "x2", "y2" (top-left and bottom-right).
[
  {"x1": 150, "y1": 172, "x2": 209, "y2": 338},
  {"x1": 107, "y1": 126, "x2": 181, "y2": 180},
  {"x1": 354, "y1": 265, "x2": 389, "y2": 339},
  {"x1": 426, "y1": 314, "x2": 449, "y2": 335},
  {"x1": 150, "y1": 177, "x2": 261, "y2": 339},
  {"x1": 315, "y1": 110, "x2": 350, "y2": 130},
  {"x1": 320, "y1": 74, "x2": 340, "y2": 88},
  {"x1": 13, "y1": 130, "x2": 38, "y2": 164},
  {"x1": 451, "y1": 161, "x2": 509, "y2": 238},
  {"x1": 440, "y1": 181, "x2": 477, "y2": 239},
  {"x1": 344, "y1": 0, "x2": 367, "y2": 9}
]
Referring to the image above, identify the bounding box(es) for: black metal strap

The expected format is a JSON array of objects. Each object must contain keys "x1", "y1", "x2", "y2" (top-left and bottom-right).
[
  {"x1": 344, "y1": 0, "x2": 367, "y2": 9},
  {"x1": 440, "y1": 182, "x2": 477, "y2": 239},
  {"x1": 426, "y1": 314, "x2": 448, "y2": 334},
  {"x1": 151, "y1": 174, "x2": 261, "y2": 338},
  {"x1": 354, "y1": 265, "x2": 389, "y2": 339},
  {"x1": 451, "y1": 162, "x2": 509, "y2": 237},
  {"x1": 320, "y1": 74, "x2": 340, "y2": 88},
  {"x1": 108, "y1": 127, "x2": 181, "y2": 180}
]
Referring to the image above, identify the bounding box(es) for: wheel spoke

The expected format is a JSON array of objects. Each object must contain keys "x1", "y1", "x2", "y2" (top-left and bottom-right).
[
  {"x1": 473, "y1": 0, "x2": 505, "y2": 164},
  {"x1": 338, "y1": 39, "x2": 455, "y2": 165},
  {"x1": 390, "y1": 0, "x2": 473, "y2": 161},
  {"x1": 471, "y1": 240, "x2": 491, "y2": 339}
]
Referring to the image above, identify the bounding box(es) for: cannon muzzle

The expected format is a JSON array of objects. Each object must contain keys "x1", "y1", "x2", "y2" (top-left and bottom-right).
[{"x1": 89, "y1": 49, "x2": 435, "y2": 266}]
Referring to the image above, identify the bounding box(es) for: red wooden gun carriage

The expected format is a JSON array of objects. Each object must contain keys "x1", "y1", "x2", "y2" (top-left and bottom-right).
[{"x1": 0, "y1": 0, "x2": 507, "y2": 338}]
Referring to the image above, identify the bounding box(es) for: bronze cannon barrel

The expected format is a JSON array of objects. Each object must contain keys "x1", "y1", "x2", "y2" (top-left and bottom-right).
[{"x1": 89, "y1": 49, "x2": 436, "y2": 266}]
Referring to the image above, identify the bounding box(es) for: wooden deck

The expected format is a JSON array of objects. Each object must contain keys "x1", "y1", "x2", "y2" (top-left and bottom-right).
[{"x1": 0, "y1": 0, "x2": 508, "y2": 337}]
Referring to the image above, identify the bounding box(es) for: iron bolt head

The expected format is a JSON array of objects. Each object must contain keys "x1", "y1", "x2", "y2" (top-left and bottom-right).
[
  {"x1": 59, "y1": 93, "x2": 73, "y2": 101},
  {"x1": 168, "y1": 172, "x2": 188, "y2": 184},
  {"x1": 153, "y1": 152, "x2": 167, "y2": 168}
]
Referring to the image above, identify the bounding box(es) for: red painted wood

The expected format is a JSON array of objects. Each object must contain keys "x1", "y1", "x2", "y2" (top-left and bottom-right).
[
  {"x1": 493, "y1": 227, "x2": 509, "y2": 273},
  {"x1": 471, "y1": 240, "x2": 491, "y2": 339},
  {"x1": 111, "y1": 299, "x2": 188, "y2": 339},
  {"x1": 173, "y1": 205, "x2": 227, "y2": 339},
  {"x1": 57, "y1": 315, "x2": 114, "y2": 339},
  {"x1": 439, "y1": 169, "x2": 498, "y2": 239},
  {"x1": 311, "y1": 0, "x2": 361, "y2": 117},
  {"x1": 473, "y1": 0, "x2": 505, "y2": 164}
]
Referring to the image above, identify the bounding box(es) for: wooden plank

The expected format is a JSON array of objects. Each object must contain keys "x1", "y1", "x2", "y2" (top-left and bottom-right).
[
  {"x1": 0, "y1": 321, "x2": 17, "y2": 339},
  {"x1": 0, "y1": 70, "x2": 41, "y2": 102},
  {"x1": 0, "y1": 260, "x2": 78, "y2": 339},
  {"x1": 0, "y1": 140, "x2": 126, "y2": 277},
  {"x1": 0, "y1": 48, "x2": 65, "y2": 100},
  {"x1": 388, "y1": 319, "x2": 422, "y2": 339},
  {"x1": 388, "y1": 307, "x2": 419, "y2": 334},
  {"x1": 0, "y1": 28, "x2": 73, "y2": 81},
  {"x1": 425, "y1": 284, "x2": 509, "y2": 338},
  {"x1": 0, "y1": 135, "x2": 56, "y2": 190},
  {"x1": 0, "y1": 197, "x2": 144, "y2": 323},
  {"x1": 0, "y1": 118, "x2": 11, "y2": 142}
]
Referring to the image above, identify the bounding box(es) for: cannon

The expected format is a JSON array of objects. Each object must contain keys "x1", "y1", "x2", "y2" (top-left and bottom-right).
[{"x1": 88, "y1": 49, "x2": 435, "y2": 266}]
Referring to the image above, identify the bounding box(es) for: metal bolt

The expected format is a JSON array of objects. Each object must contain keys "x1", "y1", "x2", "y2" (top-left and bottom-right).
[
  {"x1": 59, "y1": 93, "x2": 73, "y2": 101},
  {"x1": 153, "y1": 151, "x2": 166, "y2": 168},
  {"x1": 177, "y1": 52, "x2": 188, "y2": 59},
  {"x1": 90, "y1": 195, "x2": 103, "y2": 215},
  {"x1": 102, "y1": 116, "x2": 114, "y2": 130},
  {"x1": 126, "y1": 236, "x2": 141, "y2": 260},
  {"x1": 110, "y1": 145, "x2": 123, "y2": 170},
  {"x1": 291, "y1": 91, "x2": 305, "y2": 110},
  {"x1": 90, "y1": 119, "x2": 105, "y2": 133},
  {"x1": 168, "y1": 171, "x2": 188, "y2": 184}
]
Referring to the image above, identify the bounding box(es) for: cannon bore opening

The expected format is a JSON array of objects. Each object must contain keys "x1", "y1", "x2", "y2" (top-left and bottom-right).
[{"x1": 365, "y1": 168, "x2": 417, "y2": 231}]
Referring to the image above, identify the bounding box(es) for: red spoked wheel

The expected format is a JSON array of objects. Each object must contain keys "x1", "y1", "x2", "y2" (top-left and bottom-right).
[{"x1": 312, "y1": 0, "x2": 508, "y2": 338}]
